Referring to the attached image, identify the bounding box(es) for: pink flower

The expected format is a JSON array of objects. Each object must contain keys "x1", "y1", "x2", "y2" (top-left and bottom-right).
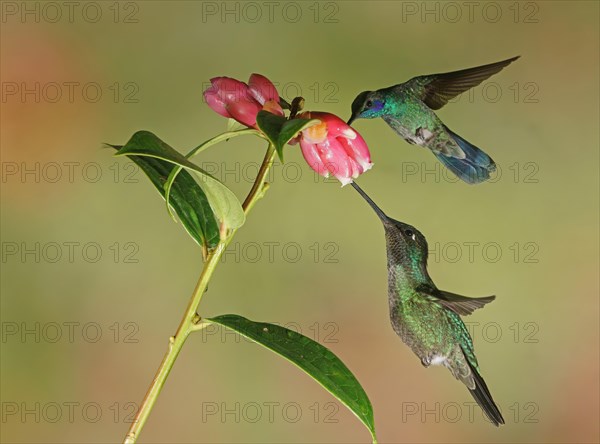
[
  {"x1": 294, "y1": 112, "x2": 373, "y2": 186},
  {"x1": 203, "y1": 74, "x2": 284, "y2": 128}
]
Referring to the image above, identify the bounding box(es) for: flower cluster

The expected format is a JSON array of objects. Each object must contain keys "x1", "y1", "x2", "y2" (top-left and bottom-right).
[{"x1": 204, "y1": 74, "x2": 372, "y2": 185}]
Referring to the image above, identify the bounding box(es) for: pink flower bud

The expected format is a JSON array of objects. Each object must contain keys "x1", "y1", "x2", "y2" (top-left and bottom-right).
[
  {"x1": 203, "y1": 74, "x2": 283, "y2": 128},
  {"x1": 203, "y1": 77, "x2": 249, "y2": 118}
]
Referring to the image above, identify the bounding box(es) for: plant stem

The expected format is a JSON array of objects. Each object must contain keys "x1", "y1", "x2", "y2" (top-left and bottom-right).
[
  {"x1": 242, "y1": 144, "x2": 276, "y2": 212},
  {"x1": 124, "y1": 144, "x2": 276, "y2": 444}
]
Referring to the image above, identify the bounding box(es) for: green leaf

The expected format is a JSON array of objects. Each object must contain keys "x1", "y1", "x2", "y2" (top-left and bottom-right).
[
  {"x1": 114, "y1": 131, "x2": 245, "y2": 231},
  {"x1": 108, "y1": 144, "x2": 220, "y2": 248},
  {"x1": 206, "y1": 314, "x2": 377, "y2": 443},
  {"x1": 256, "y1": 111, "x2": 319, "y2": 161},
  {"x1": 255, "y1": 111, "x2": 286, "y2": 160},
  {"x1": 163, "y1": 129, "x2": 262, "y2": 221}
]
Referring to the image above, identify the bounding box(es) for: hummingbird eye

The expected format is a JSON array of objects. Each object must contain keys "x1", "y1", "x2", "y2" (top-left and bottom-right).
[
  {"x1": 365, "y1": 100, "x2": 373, "y2": 109},
  {"x1": 404, "y1": 229, "x2": 415, "y2": 240}
]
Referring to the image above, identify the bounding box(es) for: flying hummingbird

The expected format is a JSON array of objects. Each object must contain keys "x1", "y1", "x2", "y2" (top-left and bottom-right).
[
  {"x1": 348, "y1": 56, "x2": 519, "y2": 184},
  {"x1": 351, "y1": 181, "x2": 504, "y2": 425}
]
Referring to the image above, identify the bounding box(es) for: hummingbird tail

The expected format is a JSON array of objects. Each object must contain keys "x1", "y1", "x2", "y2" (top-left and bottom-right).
[
  {"x1": 466, "y1": 361, "x2": 505, "y2": 426},
  {"x1": 434, "y1": 127, "x2": 496, "y2": 184}
]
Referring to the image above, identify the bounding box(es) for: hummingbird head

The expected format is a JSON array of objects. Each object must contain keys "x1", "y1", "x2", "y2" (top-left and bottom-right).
[
  {"x1": 383, "y1": 218, "x2": 429, "y2": 267},
  {"x1": 351, "y1": 182, "x2": 429, "y2": 268},
  {"x1": 348, "y1": 91, "x2": 386, "y2": 125}
]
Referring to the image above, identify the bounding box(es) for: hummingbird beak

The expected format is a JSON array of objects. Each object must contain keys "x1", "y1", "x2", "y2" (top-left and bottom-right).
[
  {"x1": 350, "y1": 182, "x2": 389, "y2": 223},
  {"x1": 347, "y1": 115, "x2": 356, "y2": 126}
]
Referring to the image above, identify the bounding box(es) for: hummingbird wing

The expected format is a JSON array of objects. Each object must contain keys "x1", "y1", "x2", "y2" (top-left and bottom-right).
[
  {"x1": 417, "y1": 284, "x2": 495, "y2": 316},
  {"x1": 405, "y1": 56, "x2": 520, "y2": 110}
]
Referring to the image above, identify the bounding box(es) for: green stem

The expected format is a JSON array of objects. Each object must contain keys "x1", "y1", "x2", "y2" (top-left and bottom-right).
[{"x1": 124, "y1": 144, "x2": 276, "y2": 444}]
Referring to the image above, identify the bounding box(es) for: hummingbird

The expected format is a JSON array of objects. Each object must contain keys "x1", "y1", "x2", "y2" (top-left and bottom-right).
[
  {"x1": 348, "y1": 56, "x2": 520, "y2": 184},
  {"x1": 350, "y1": 181, "x2": 504, "y2": 426}
]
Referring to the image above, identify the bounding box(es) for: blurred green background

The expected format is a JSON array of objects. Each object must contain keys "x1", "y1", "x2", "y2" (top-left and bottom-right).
[{"x1": 1, "y1": 1, "x2": 598, "y2": 443}]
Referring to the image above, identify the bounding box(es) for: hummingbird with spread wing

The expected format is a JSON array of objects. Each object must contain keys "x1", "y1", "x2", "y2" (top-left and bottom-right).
[
  {"x1": 351, "y1": 181, "x2": 504, "y2": 425},
  {"x1": 348, "y1": 56, "x2": 519, "y2": 184}
]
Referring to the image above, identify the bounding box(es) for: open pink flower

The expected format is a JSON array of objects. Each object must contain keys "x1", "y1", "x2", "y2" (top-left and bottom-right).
[
  {"x1": 203, "y1": 74, "x2": 284, "y2": 128},
  {"x1": 294, "y1": 112, "x2": 373, "y2": 186}
]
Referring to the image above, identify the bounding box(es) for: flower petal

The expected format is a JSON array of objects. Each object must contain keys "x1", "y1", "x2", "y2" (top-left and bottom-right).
[
  {"x1": 262, "y1": 99, "x2": 284, "y2": 116},
  {"x1": 299, "y1": 139, "x2": 329, "y2": 177},
  {"x1": 204, "y1": 88, "x2": 231, "y2": 118},
  {"x1": 210, "y1": 77, "x2": 252, "y2": 105},
  {"x1": 347, "y1": 156, "x2": 361, "y2": 178},
  {"x1": 338, "y1": 131, "x2": 373, "y2": 172},
  {"x1": 226, "y1": 99, "x2": 262, "y2": 128},
  {"x1": 303, "y1": 112, "x2": 352, "y2": 138},
  {"x1": 248, "y1": 74, "x2": 279, "y2": 105},
  {"x1": 302, "y1": 120, "x2": 328, "y2": 144},
  {"x1": 320, "y1": 137, "x2": 352, "y2": 185}
]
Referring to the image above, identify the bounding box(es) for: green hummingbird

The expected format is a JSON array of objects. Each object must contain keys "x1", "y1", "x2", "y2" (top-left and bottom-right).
[
  {"x1": 351, "y1": 181, "x2": 504, "y2": 425},
  {"x1": 348, "y1": 56, "x2": 519, "y2": 184}
]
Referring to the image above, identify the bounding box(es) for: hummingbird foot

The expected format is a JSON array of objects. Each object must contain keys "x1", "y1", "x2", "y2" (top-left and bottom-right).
[
  {"x1": 421, "y1": 354, "x2": 447, "y2": 368},
  {"x1": 415, "y1": 127, "x2": 435, "y2": 144}
]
